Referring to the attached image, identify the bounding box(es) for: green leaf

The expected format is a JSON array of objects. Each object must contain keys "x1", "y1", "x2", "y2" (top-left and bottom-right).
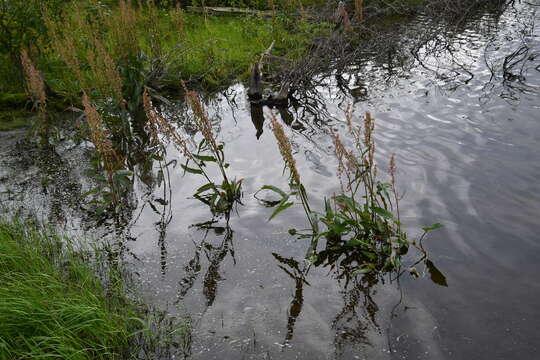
[
  {"x1": 81, "y1": 187, "x2": 103, "y2": 198},
  {"x1": 260, "y1": 185, "x2": 288, "y2": 199},
  {"x1": 114, "y1": 169, "x2": 133, "y2": 177},
  {"x1": 352, "y1": 267, "x2": 372, "y2": 275},
  {"x1": 345, "y1": 239, "x2": 363, "y2": 247},
  {"x1": 195, "y1": 182, "x2": 215, "y2": 195},
  {"x1": 324, "y1": 198, "x2": 334, "y2": 218},
  {"x1": 373, "y1": 207, "x2": 394, "y2": 219},
  {"x1": 181, "y1": 164, "x2": 203, "y2": 174},
  {"x1": 269, "y1": 201, "x2": 294, "y2": 221},
  {"x1": 193, "y1": 154, "x2": 217, "y2": 162},
  {"x1": 422, "y1": 223, "x2": 444, "y2": 232}
]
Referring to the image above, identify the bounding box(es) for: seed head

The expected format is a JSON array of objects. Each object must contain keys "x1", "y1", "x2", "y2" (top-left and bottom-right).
[
  {"x1": 20, "y1": 49, "x2": 46, "y2": 111},
  {"x1": 82, "y1": 93, "x2": 120, "y2": 176},
  {"x1": 270, "y1": 113, "x2": 301, "y2": 185},
  {"x1": 143, "y1": 87, "x2": 191, "y2": 158},
  {"x1": 182, "y1": 81, "x2": 217, "y2": 151}
]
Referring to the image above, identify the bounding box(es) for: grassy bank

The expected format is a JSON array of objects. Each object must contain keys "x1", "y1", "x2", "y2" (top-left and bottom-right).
[
  {"x1": 0, "y1": 218, "x2": 140, "y2": 359},
  {"x1": 0, "y1": 0, "x2": 330, "y2": 98}
]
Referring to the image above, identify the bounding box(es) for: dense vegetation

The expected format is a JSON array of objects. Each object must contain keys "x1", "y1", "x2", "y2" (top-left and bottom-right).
[{"x1": 0, "y1": 218, "x2": 140, "y2": 359}]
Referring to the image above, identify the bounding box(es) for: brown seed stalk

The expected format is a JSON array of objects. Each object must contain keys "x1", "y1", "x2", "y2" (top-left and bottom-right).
[
  {"x1": 270, "y1": 113, "x2": 301, "y2": 185},
  {"x1": 143, "y1": 87, "x2": 191, "y2": 158}
]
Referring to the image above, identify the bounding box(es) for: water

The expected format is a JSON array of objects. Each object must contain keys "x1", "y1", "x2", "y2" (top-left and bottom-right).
[{"x1": 1, "y1": 1, "x2": 540, "y2": 359}]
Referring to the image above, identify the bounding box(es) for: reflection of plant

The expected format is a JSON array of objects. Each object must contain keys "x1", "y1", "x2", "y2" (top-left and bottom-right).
[
  {"x1": 259, "y1": 108, "x2": 443, "y2": 276},
  {"x1": 143, "y1": 86, "x2": 243, "y2": 217}
]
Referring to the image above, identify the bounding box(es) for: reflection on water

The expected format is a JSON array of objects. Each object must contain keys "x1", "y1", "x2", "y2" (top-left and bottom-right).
[{"x1": 1, "y1": 1, "x2": 540, "y2": 359}]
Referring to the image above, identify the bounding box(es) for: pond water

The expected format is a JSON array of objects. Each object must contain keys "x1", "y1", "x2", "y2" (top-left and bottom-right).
[{"x1": 1, "y1": 1, "x2": 540, "y2": 359}]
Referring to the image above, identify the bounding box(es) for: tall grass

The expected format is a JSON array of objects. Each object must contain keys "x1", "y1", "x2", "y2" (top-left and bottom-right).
[{"x1": 0, "y1": 218, "x2": 137, "y2": 359}]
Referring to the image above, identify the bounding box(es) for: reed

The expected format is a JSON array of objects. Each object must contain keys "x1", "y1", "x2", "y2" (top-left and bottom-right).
[
  {"x1": 44, "y1": 12, "x2": 84, "y2": 84},
  {"x1": 20, "y1": 49, "x2": 46, "y2": 111},
  {"x1": 108, "y1": 0, "x2": 140, "y2": 62},
  {"x1": 270, "y1": 113, "x2": 301, "y2": 186},
  {"x1": 262, "y1": 113, "x2": 316, "y2": 237},
  {"x1": 87, "y1": 39, "x2": 125, "y2": 107},
  {"x1": 173, "y1": 3, "x2": 185, "y2": 37},
  {"x1": 182, "y1": 81, "x2": 219, "y2": 158}
]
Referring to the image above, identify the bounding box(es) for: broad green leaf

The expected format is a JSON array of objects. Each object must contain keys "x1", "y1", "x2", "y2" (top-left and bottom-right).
[
  {"x1": 114, "y1": 169, "x2": 133, "y2": 177},
  {"x1": 269, "y1": 201, "x2": 294, "y2": 221},
  {"x1": 81, "y1": 187, "x2": 103, "y2": 198},
  {"x1": 193, "y1": 154, "x2": 217, "y2": 162},
  {"x1": 422, "y1": 223, "x2": 444, "y2": 232},
  {"x1": 373, "y1": 206, "x2": 394, "y2": 219},
  {"x1": 195, "y1": 183, "x2": 215, "y2": 194},
  {"x1": 345, "y1": 239, "x2": 363, "y2": 247},
  {"x1": 335, "y1": 195, "x2": 356, "y2": 210},
  {"x1": 181, "y1": 164, "x2": 203, "y2": 174},
  {"x1": 261, "y1": 185, "x2": 288, "y2": 199}
]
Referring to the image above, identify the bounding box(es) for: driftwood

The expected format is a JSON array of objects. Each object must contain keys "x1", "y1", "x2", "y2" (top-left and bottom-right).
[
  {"x1": 246, "y1": 1, "x2": 356, "y2": 105},
  {"x1": 187, "y1": 6, "x2": 274, "y2": 17},
  {"x1": 248, "y1": 41, "x2": 275, "y2": 101},
  {"x1": 248, "y1": 62, "x2": 263, "y2": 100},
  {"x1": 334, "y1": 1, "x2": 353, "y2": 32}
]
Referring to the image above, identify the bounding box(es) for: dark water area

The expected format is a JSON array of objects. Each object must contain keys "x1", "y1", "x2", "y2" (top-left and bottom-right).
[{"x1": 1, "y1": 1, "x2": 540, "y2": 359}]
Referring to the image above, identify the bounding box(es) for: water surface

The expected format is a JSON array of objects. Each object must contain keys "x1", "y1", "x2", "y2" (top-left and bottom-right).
[{"x1": 1, "y1": 2, "x2": 539, "y2": 359}]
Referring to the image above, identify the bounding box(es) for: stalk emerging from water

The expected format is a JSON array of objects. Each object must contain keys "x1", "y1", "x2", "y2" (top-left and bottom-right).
[
  {"x1": 20, "y1": 48, "x2": 48, "y2": 143},
  {"x1": 258, "y1": 108, "x2": 436, "y2": 274}
]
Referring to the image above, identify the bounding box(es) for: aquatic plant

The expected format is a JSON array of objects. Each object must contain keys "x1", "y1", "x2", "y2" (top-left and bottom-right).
[
  {"x1": 258, "y1": 107, "x2": 442, "y2": 275},
  {"x1": 143, "y1": 86, "x2": 243, "y2": 217}
]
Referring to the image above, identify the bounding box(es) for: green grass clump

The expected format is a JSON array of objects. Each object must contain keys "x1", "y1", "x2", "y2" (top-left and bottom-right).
[
  {"x1": 0, "y1": 219, "x2": 139, "y2": 359},
  {"x1": 171, "y1": 14, "x2": 330, "y2": 87}
]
